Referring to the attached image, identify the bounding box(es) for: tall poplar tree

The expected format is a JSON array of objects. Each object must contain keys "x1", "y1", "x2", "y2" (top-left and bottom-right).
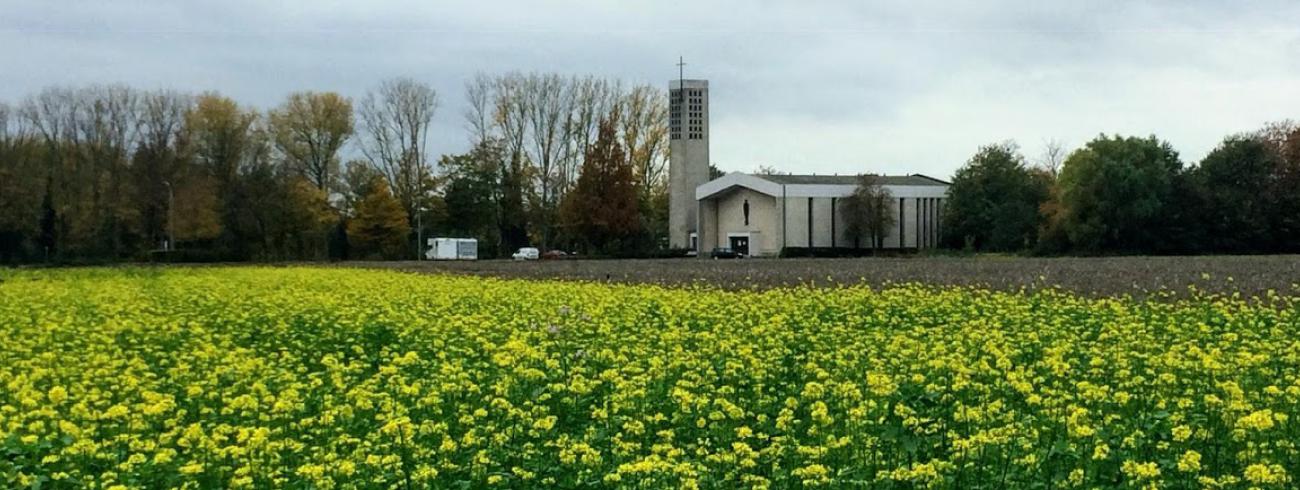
[{"x1": 559, "y1": 111, "x2": 641, "y2": 254}]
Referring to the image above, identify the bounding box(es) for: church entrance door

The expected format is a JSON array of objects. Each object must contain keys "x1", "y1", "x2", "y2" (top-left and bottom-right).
[{"x1": 729, "y1": 235, "x2": 750, "y2": 256}]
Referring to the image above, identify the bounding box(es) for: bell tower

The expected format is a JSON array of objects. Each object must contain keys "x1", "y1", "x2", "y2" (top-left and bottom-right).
[{"x1": 668, "y1": 61, "x2": 709, "y2": 250}]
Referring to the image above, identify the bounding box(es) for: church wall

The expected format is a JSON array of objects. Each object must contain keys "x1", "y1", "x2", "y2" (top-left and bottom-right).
[
  {"x1": 781, "y1": 196, "x2": 810, "y2": 249},
  {"x1": 792, "y1": 196, "x2": 937, "y2": 250},
  {"x1": 711, "y1": 188, "x2": 779, "y2": 256},
  {"x1": 899, "y1": 197, "x2": 943, "y2": 249},
  {"x1": 833, "y1": 198, "x2": 854, "y2": 247},
  {"x1": 697, "y1": 198, "x2": 717, "y2": 255},
  {"x1": 811, "y1": 198, "x2": 835, "y2": 248},
  {"x1": 824, "y1": 196, "x2": 906, "y2": 249},
  {"x1": 697, "y1": 183, "x2": 948, "y2": 255},
  {"x1": 900, "y1": 197, "x2": 916, "y2": 249}
]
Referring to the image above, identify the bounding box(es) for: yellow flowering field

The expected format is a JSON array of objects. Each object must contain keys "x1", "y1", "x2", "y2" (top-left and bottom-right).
[{"x1": 2, "y1": 267, "x2": 1298, "y2": 489}]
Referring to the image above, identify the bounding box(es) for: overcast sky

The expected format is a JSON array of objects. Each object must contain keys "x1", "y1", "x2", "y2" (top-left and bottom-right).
[{"x1": 4, "y1": 1, "x2": 1300, "y2": 178}]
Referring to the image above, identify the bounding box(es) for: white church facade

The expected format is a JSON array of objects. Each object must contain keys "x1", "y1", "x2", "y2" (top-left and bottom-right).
[
  {"x1": 694, "y1": 173, "x2": 950, "y2": 256},
  {"x1": 669, "y1": 78, "x2": 950, "y2": 257}
]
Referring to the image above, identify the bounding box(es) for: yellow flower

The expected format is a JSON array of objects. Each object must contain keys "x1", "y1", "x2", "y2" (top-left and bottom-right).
[
  {"x1": 1068, "y1": 468, "x2": 1084, "y2": 485},
  {"x1": 792, "y1": 464, "x2": 830, "y2": 485},
  {"x1": 1236, "y1": 409, "x2": 1276, "y2": 431},
  {"x1": 1121, "y1": 460, "x2": 1160, "y2": 480},
  {"x1": 47, "y1": 386, "x2": 68, "y2": 404},
  {"x1": 866, "y1": 373, "x2": 897, "y2": 397},
  {"x1": 1177, "y1": 450, "x2": 1200, "y2": 473},
  {"x1": 533, "y1": 416, "x2": 557, "y2": 431},
  {"x1": 6, "y1": 267, "x2": 1300, "y2": 488},
  {"x1": 1092, "y1": 443, "x2": 1110, "y2": 461},
  {"x1": 1171, "y1": 425, "x2": 1192, "y2": 442},
  {"x1": 102, "y1": 404, "x2": 129, "y2": 419},
  {"x1": 1244, "y1": 464, "x2": 1288, "y2": 485}
]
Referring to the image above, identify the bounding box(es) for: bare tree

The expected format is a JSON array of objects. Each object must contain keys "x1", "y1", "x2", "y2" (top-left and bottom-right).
[
  {"x1": 0, "y1": 102, "x2": 9, "y2": 138},
  {"x1": 16, "y1": 86, "x2": 143, "y2": 256},
  {"x1": 0, "y1": 100, "x2": 45, "y2": 259},
  {"x1": 1037, "y1": 139, "x2": 1067, "y2": 178},
  {"x1": 842, "y1": 174, "x2": 897, "y2": 251},
  {"x1": 22, "y1": 87, "x2": 76, "y2": 147},
  {"x1": 138, "y1": 91, "x2": 192, "y2": 155},
  {"x1": 134, "y1": 91, "x2": 195, "y2": 247},
  {"x1": 20, "y1": 88, "x2": 76, "y2": 258},
  {"x1": 493, "y1": 73, "x2": 530, "y2": 171},
  {"x1": 1257, "y1": 120, "x2": 1299, "y2": 157},
  {"x1": 464, "y1": 73, "x2": 495, "y2": 147},
  {"x1": 621, "y1": 84, "x2": 668, "y2": 200},
  {"x1": 68, "y1": 86, "x2": 139, "y2": 256},
  {"x1": 357, "y1": 77, "x2": 438, "y2": 220},
  {"x1": 525, "y1": 73, "x2": 569, "y2": 247},
  {"x1": 460, "y1": 73, "x2": 665, "y2": 251},
  {"x1": 562, "y1": 76, "x2": 620, "y2": 197}
]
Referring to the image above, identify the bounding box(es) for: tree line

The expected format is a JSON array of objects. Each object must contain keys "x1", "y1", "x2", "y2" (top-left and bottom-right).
[
  {"x1": 6, "y1": 75, "x2": 1297, "y2": 263},
  {"x1": 941, "y1": 123, "x2": 1300, "y2": 255},
  {"x1": 0, "y1": 73, "x2": 668, "y2": 263}
]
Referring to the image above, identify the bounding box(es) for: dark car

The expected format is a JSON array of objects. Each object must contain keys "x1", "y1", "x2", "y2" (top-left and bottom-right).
[{"x1": 710, "y1": 247, "x2": 742, "y2": 259}]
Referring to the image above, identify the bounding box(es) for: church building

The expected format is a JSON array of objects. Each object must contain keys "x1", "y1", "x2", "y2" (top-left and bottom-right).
[{"x1": 668, "y1": 78, "x2": 950, "y2": 257}]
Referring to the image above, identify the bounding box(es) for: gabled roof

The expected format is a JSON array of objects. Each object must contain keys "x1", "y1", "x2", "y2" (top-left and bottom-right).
[
  {"x1": 758, "y1": 174, "x2": 950, "y2": 186},
  {"x1": 696, "y1": 172, "x2": 949, "y2": 201},
  {"x1": 695, "y1": 173, "x2": 783, "y2": 200}
]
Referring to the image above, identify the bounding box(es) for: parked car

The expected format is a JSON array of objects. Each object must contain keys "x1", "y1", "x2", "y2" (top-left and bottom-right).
[
  {"x1": 710, "y1": 247, "x2": 742, "y2": 259},
  {"x1": 542, "y1": 250, "x2": 569, "y2": 260},
  {"x1": 512, "y1": 247, "x2": 540, "y2": 261}
]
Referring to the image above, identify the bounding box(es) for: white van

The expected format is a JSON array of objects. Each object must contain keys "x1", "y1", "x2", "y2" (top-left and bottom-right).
[{"x1": 511, "y1": 247, "x2": 540, "y2": 261}]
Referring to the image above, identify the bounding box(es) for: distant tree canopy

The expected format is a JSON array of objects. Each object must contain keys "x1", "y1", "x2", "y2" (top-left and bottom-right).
[
  {"x1": 1190, "y1": 125, "x2": 1300, "y2": 254},
  {"x1": 6, "y1": 77, "x2": 1300, "y2": 262},
  {"x1": 0, "y1": 73, "x2": 668, "y2": 263},
  {"x1": 464, "y1": 72, "x2": 668, "y2": 254},
  {"x1": 1191, "y1": 136, "x2": 1279, "y2": 253},
  {"x1": 941, "y1": 143, "x2": 1049, "y2": 252},
  {"x1": 1053, "y1": 135, "x2": 1184, "y2": 254},
  {"x1": 1270, "y1": 125, "x2": 1300, "y2": 249},
  {"x1": 951, "y1": 125, "x2": 1300, "y2": 257}
]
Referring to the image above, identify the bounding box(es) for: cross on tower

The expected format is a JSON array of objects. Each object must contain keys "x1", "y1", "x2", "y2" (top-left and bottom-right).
[{"x1": 676, "y1": 56, "x2": 686, "y2": 101}]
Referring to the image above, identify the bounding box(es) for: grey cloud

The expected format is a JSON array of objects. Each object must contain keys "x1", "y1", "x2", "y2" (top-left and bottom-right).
[{"x1": 3, "y1": 0, "x2": 1300, "y2": 177}]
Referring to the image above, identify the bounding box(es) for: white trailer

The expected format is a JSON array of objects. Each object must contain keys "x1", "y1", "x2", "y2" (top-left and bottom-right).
[{"x1": 426, "y1": 238, "x2": 478, "y2": 260}]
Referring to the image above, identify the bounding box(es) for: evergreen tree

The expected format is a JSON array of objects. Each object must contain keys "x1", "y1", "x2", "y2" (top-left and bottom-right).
[
  {"x1": 560, "y1": 112, "x2": 641, "y2": 255},
  {"x1": 441, "y1": 140, "x2": 503, "y2": 256},
  {"x1": 348, "y1": 179, "x2": 411, "y2": 259}
]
